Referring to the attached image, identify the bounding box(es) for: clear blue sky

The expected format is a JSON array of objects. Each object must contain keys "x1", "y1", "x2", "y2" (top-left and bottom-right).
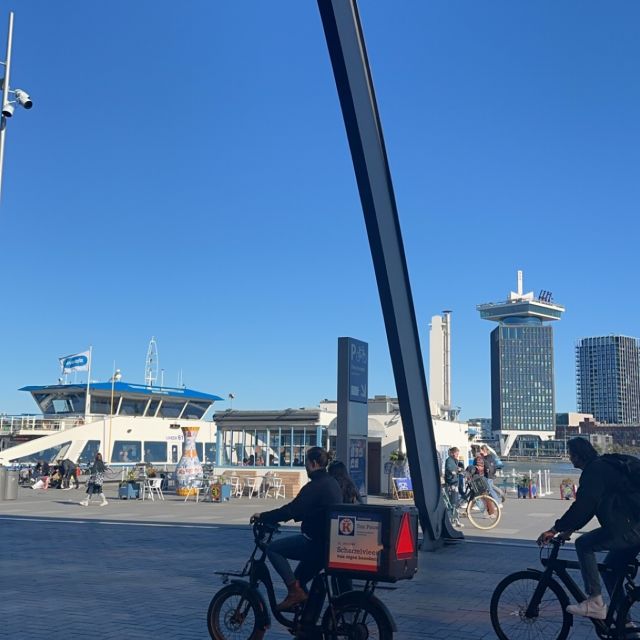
[{"x1": 1, "y1": 1, "x2": 639, "y2": 418}]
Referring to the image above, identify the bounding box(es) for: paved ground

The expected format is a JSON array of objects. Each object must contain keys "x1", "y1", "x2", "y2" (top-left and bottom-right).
[{"x1": 0, "y1": 484, "x2": 601, "y2": 639}]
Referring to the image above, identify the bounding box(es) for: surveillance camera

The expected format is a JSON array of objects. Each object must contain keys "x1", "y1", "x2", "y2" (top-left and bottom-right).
[
  {"x1": 14, "y1": 89, "x2": 32, "y2": 110},
  {"x1": 1, "y1": 103, "x2": 14, "y2": 118}
]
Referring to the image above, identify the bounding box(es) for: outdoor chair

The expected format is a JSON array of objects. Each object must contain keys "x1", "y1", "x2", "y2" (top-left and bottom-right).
[
  {"x1": 148, "y1": 477, "x2": 164, "y2": 501},
  {"x1": 184, "y1": 476, "x2": 204, "y2": 503},
  {"x1": 266, "y1": 476, "x2": 285, "y2": 500},
  {"x1": 229, "y1": 475, "x2": 243, "y2": 498},
  {"x1": 244, "y1": 476, "x2": 264, "y2": 499}
]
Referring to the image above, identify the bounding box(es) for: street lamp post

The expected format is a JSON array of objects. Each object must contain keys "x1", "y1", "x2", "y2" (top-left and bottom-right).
[
  {"x1": 0, "y1": 11, "x2": 33, "y2": 202},
  {"x1": 107, "y1": 367, "x2": 122, "y2": 463}
]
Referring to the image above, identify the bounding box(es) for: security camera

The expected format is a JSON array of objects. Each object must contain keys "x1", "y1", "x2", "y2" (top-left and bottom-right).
[
  {"x1": 1, "y1": 103, "x2": 14, "y2": 118},
  {"x1": 14, "y1": 89, "x2": 32, "y2": 109}
]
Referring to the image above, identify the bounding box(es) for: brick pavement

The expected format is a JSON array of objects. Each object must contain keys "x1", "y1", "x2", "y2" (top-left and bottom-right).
[{"x1": 0, "y1": 486, "x2": 600, "y2": 639}]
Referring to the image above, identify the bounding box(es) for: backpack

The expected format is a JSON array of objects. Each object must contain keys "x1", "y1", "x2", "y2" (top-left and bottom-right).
[{"x1": 600, "y1": 453, "x2": 640, "y2": 518}]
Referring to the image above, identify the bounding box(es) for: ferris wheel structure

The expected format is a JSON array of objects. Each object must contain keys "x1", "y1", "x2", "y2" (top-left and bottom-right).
[{"x1": 145, "y1": 337, "x2": 159, "y2": 387}]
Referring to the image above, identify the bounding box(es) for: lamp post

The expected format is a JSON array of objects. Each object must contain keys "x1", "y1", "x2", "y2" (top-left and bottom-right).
[
  {"x1": 107, "y1": 367, "x2": 122, "y2": 463},
  {"x1": 0, "y1": 11, "x2": 33, "y2": 202}
]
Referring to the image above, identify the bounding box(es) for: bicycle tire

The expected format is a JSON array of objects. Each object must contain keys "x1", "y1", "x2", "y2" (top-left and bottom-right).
[
  {"x1": 466, "y1": 494, "x2": 501, "y2": 529},
  {"x1": 322, "y1": 592, "x2": 394, "y2": 640},
  {"x1": 207, "y1": 583, "x2": 263, "y2": 640},
  {"x1": 490, "y1": 570, "x2": 571, "y2": 640},
  {"x1": 612, "y1": 589, "x2": 640, "y2": 640}
]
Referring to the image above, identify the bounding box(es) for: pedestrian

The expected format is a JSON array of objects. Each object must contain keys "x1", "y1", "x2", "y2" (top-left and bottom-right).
[
  {"x1": 444, "y1": 447, "x2": 463, "y2": 508},
  {"x1": 80, "y1": 452, "x2": 108, "y2": 507},
  {"x1": 61, "y1": 458, "x2": 79, "y2": 490},
  {"x1": 328, "y1": 459, "x2": 362, "y2": 504},
  {"x1": 480, "y1": 445, "x2": 503, "y2": 506}
]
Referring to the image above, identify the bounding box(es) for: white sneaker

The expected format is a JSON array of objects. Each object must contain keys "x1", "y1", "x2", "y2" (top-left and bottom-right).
[
  {"x1": 79, "y1": 500, "x2": 88, "y2": 506},
  {"x1": 100, "y1": 500, "x2": 108, "y2": 507},
  {"x1": 566, "y1": 597, "x2": 607, "y2": 620}
]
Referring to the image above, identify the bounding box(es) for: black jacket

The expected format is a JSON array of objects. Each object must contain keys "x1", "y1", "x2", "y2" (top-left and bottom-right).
[
  {"x1": 260, "y1": 469, "x2": 342, "y2": 541},
  {"x1": 554, "y1": 456, "x2": 635, "y2": 538}
]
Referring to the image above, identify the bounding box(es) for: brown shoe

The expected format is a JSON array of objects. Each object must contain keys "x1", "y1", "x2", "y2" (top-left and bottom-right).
[{"x1": 276, "y1": 581, "x2": 308, "y2": 612}]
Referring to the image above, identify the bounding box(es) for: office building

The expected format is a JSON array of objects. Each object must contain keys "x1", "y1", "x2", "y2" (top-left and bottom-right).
[
  {"x1": 576, "y1": 335, "x2": 640, "y2": 424},
  {"x1": 477, "y1": 270, "x2": 565, "y2": 455}
]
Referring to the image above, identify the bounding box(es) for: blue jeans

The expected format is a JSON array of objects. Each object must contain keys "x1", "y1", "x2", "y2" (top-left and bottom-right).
[
  {"x1": 267, "y1": 534, "x2": 315, "y2": 586},
  {"x1": 487, "y1": 478, "x2": 501, "y2": 503},
  {"x1": 574, "y1": 527, "x2": 640, "y2": 598}
]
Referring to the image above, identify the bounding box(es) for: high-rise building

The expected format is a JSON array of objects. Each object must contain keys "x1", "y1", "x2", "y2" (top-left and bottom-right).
[
  {"x1": 477, "y1": 271, "x2": 564, "y2": 455},
  {"x1": 576, "y1": 336, "x2": 640, "y2": 424}
]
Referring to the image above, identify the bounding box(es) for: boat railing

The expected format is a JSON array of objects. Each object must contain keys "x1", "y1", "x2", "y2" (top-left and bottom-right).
[{"x1": 0, "y1": 414, "x2": 83, "y2": 434}]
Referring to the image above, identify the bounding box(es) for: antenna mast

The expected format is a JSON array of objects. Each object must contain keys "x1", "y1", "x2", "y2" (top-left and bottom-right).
[{"x1": 145, "y1": 337, "x2": 159, "y2": 387}]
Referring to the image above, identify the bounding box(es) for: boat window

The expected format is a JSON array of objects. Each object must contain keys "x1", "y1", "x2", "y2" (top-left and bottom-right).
[
  {"x1": 34, "y1": 392, "x2": 86, "y2": 415},
  {"x1": 120, "y1": 398, "x2": 148, "y2": 416},
  {"x1": 112, "y1": 441, "x2": 141, "y2": 463},
  {"x1": 143, "y1": 441, "x2": 167, "y2": 463},
  {"x1": 158, "y1": 401, "x2": 185, "y2": 418},
  {"x1": 90, "y1": 396, "x2": 112, "y2": 415},
  {"x1": 182, "y1": 401, "x2": 210, "y2": 420},
  {"x1": 204, "y1": 443, "x2": 216, "y2": 464},
  {"x1": 78, "y1": 440, "x2": 101, "y2": 464},
  {"x1": 10, "y1": 441, "x2": 71, "y2": 464},
  {"x1": 145, "y1": 399, "x2": 160, "y2": 417}
]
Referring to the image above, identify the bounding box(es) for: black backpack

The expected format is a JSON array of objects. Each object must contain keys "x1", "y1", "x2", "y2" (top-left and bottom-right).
[{"x1": 601, "y1": 453, "x2": 640, "y2": 517}]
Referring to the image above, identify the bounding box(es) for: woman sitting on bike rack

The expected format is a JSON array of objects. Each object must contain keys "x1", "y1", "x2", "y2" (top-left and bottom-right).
[{"x1": 251, "y1": 446, "x2": 343, "y2": 611}]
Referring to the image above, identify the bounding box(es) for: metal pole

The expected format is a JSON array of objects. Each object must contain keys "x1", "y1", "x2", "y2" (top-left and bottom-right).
[{"x1": 0, "y1": 11, "x2": 14, "y2": 202}]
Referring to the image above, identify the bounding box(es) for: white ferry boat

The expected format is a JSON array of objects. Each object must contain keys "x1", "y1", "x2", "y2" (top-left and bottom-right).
[{"x1": 0, "y1": 380, "x2": 223, "y2": 466}]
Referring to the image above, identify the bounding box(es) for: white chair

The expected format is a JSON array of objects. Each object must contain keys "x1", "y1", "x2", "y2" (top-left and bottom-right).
[
  {"x1": 141, "y1": 477, "x2": 154, "y2": 501},
  {"x1": 244, "y1": 476, "x2": 263, "y2": 499},
  {"x1": 148, "y1": 477, "x2": 164, "y2": 501},
  {"x1": 229, "y1": 475, "x2": 243, "y2": 498},
  {"x1": 184, "y1": 476, "x2": 204, "y2": 503},
  {"x1": 267, "y1": 476, "x2": 286, "y2": 499}
]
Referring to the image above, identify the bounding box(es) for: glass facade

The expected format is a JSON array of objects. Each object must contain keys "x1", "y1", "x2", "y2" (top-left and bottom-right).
[
  {"x1": 576, "y1": 336, "x2": 640, "y2": 424},
  {"x1": 219, "y1": 426, "x2": 321, "y2": 467},
  {"x1": 490, "y1": 318, "x2": 555, "y2": 432}
]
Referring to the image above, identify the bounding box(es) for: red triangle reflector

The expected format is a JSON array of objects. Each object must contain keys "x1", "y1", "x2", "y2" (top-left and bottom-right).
[{"x1": 395, "y1": 512, "x2": 415, "y2": 559}]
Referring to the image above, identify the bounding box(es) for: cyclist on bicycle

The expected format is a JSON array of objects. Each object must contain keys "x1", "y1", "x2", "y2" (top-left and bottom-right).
[
  {"x1": 537, "y1": 438, "x2": 640, "y2": 620},
  {"x1": 251, "y1": 446, "x2": 342, "y2": 612}
]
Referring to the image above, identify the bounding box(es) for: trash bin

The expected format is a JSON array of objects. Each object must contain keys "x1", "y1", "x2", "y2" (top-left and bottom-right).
[
  {"x1": 4, "y1": 470, "x2": 18, "y2": 500},
  {"x1": 0, "y1": 466, "x2": 7, "y2": 501}
]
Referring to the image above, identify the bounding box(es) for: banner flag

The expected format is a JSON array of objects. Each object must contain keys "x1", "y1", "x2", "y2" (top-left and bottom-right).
[{"x1": 59, "y1": 350, "x2": 90, "y2": 374}]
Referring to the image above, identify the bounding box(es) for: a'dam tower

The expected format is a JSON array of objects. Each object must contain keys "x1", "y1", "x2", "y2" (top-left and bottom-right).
[{"x1": 477, "y1": 271, "x2": 565, "y2": 456}]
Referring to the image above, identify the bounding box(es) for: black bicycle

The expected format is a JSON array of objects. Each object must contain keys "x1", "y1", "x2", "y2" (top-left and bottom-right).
[
  {"x1": 490, "y1": 536, "x2": 640, "y2": 640},
  {"x1": 207, "y1": 521, "x2": 396, "y2": 640}
]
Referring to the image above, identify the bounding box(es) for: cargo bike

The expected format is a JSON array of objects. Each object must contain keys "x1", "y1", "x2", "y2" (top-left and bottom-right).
[{"x1": 207, "y1": 505, "x2": 419, "y2": 640}]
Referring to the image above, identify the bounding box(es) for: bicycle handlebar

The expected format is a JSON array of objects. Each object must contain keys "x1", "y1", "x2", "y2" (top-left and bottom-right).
[{"x1": 252, "y1": 519, "x2": 280, "y2": 543}]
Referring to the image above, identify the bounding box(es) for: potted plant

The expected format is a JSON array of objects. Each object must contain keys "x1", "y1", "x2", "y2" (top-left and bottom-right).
[
  {"x1": 211, "y1": 476, "x2": 233, "y2": 502},
  {"x1": 517, "y1": 476, "x2": 530, "y2": 499},
  {"x1": 118, "y1": 468, "x2": 140, "y2": 500}
]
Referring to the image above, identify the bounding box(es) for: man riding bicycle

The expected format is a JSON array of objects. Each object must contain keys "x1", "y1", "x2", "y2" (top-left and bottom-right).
[
  {"x1": 251, "y1": 446, "x2": 342, "y2": 611},
  {"x1": 537, "y1": 438, "x2": 640, "y2": 620}
]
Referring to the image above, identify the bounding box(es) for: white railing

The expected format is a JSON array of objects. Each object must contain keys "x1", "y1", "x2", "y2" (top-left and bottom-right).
[{"x1": 0, "y1": 414, "x2": 82, "y2": 434}]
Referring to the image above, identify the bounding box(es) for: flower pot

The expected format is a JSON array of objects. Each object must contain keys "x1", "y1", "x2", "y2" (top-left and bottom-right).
[{"x1": 118, "y1": 482, "x2": 140, "y2": 500}]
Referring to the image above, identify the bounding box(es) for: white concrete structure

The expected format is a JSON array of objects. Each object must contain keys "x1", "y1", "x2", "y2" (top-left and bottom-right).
[{"x1": 429, "y1": 311, "x2": 458, "y2": 420}]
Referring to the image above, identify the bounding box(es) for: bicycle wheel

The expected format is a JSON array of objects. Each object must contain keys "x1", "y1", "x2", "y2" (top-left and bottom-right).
[
  {"x1": 466, "y1": 494, "x2": 501, "y2": 529},
  {"x1": 322, "y1": 593, "x2": 393, "y2": 640},
  {"x1": 613, "y1": 591, "x2": 640, "y2": 639},
  {"x1": 207, "y1": 583, "x2": 263, "y2": 640},
  {"x1": 490, "y1": 570, "x2": 571, "y2": 640}
]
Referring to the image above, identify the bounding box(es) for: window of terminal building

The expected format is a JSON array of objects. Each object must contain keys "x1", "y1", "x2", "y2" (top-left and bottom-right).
[{"x1": 143, "y1": 441, "x2": 167, "y2": 463}]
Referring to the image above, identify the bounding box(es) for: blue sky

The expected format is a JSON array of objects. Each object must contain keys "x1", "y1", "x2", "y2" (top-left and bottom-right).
[{"x1": 1, "y1": 1, "x2": 639, "y2": 419}]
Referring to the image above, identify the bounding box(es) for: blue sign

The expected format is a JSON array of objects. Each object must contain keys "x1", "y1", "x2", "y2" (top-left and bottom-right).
[
  {"x1": 393, "y1": 477, "x2": 413, "y2": 492},
  {"x1": 62, "y1": 355, "x2": 88, "y2": 369},
  {"x1": 348, "y1": 338, "x2": 368, "y2": 404}
]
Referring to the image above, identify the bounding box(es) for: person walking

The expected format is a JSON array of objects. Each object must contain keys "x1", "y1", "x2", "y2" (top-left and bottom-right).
[
  {"x1": 444, "y1": 447, "x2": 463, "y2": 508},
  {"x1": 480, "y1": 445, "x2": 503, "y2": 506},
  {"x1": 80, "y1": 452, "x2": 108, "y2": 507}
]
